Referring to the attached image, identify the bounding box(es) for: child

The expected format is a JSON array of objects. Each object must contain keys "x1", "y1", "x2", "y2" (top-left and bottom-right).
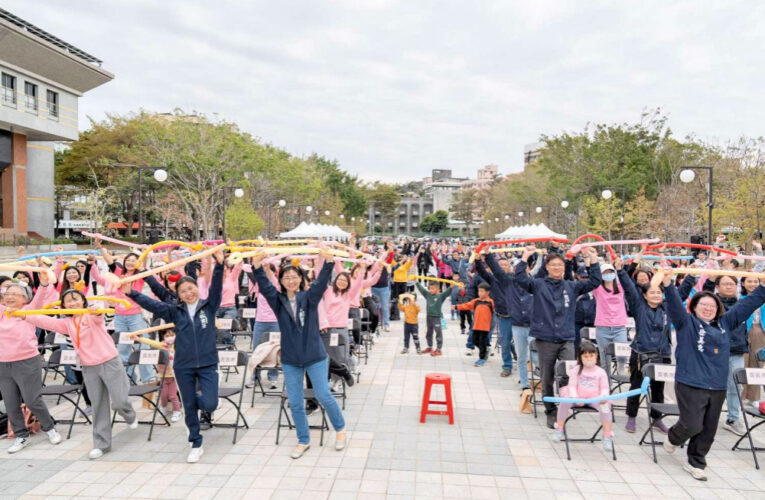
[
  {"x1": 129, "y1": 329, "x2": 182, "y2": 422},
  {"x1": 449, "y1": 272, "x2": 461, "y2": 321},
  {"x1": 398, "y1": 293, "x2": 422, "y2": 354},
  {"x1": 453, "y1": 273, "x2": 473, "y2": 334},
  {"x1": 551, "y1": 341, "x2": 614, "y2": 452},
  {"x1": 456, "y1": 283, "x2": 494, "y2": 366},
  {"x1": 415, "y1": 279, "x2": 453, "y2": 356}
]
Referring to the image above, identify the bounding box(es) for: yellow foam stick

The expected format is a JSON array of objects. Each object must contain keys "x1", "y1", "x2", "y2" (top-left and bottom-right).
[
  {"x1": 411, "y1": 276, "x2": 464, "y2": 288},
  {"x1": 42, "y1": 296, "x2": 132, "y2": 310},
  {"x1": 136, "y1": 241, "x2": 204, "y2": 267},
  {"x1": 125, "y1": 323, "x2": 175, "y2": 337},
  {"x1": 668, "y1": 268, "x2": 765, "y2": 280},
  {"x1": 107, "y1": 244, "x2": 225, "y2": 287},
  {"x1": 10, "y1": 308, "x2": 115, "y2": 317}
]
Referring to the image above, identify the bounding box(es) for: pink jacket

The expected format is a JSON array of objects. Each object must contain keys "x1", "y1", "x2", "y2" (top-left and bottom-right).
[
  {"x1": 23, "y1": 313, "x2": 117, "y2": 366},
  {"x1": 319, "y1": 274, "x2": 364, "y2": 329},
  {"x1": 220, "y1": 262, "x2": 243, "y2": 308},
  {"x1": 354, "y1": 262, "x2": 381, "y2": 305},
  {"x1": 566, "y1": 364, "x2": 610, "y2": 400},
  {"x1": 90, "y1": 264, "x2": 144, "y2": 316},
  {"x1": 0, "y1": 284, "x2": 59, "y2": 362}
]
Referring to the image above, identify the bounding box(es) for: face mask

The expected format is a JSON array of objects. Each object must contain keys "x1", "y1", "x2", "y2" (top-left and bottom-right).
[
  {"x1": 582, "y1": 358, "x2": 597, "y2": 367},
  {"x1": 165, "y1": 337, "x2": 175, "y2": 345},
  {"x1": 602, "y1": 273, "x2": 616, "y2": 282}
]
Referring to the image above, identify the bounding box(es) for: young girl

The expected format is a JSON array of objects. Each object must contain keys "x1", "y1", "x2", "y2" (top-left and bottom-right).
[
  {"x1": 551, "y1": 341, "x2": 614, "y2": 452},
  {"x1": 18, "y1": 290, "x2": 138, "y2": 459},
  {"x1": 129, "y1": 328, "x2": 182, "y2": 422}
]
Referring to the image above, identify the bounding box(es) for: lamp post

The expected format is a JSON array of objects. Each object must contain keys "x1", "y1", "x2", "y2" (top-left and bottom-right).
[
  {"x1": 602, "y1": 187, "x2": 626, "y2": 240},
  {"x1": 680, "y1": 166, "x2": 714, "y2": 245},
  {"x1": 107, "y1": 163, "x2": 167, "y2": 243}
]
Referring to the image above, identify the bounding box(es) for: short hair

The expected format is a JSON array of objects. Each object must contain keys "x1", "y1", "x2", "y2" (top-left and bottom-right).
[
  {"x1": 478, "y1": 282, "x2": 491, "y2": 292},
  {"x1": 688, "y1": 291, "x2": 724, "y2": 320}
]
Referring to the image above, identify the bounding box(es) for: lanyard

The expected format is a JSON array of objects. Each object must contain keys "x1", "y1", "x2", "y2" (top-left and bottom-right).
[{"x1": 73, "y1": 315, "x2": 84, "y2": 350}]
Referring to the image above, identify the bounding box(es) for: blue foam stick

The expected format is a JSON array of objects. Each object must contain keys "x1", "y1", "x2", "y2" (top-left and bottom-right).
[
  {"x1": 17, "y1": 250, "x2": 100, "y2": 261},
  {"x1": 543, "y1": 377, "x2": 651, "y2": 405}
]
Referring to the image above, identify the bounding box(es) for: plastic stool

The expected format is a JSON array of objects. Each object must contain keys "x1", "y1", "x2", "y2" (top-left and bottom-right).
[{"x1": 420, "y1": 372, "x2": 454, "y2": 424}]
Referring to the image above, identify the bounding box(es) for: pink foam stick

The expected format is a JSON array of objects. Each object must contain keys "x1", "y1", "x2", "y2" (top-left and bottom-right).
[
  {"x1": 81, "y1": 232, "x2": 147, "y2": 249},
  {"x1": 570, "y1": 238, "x2": 660, "y2": 254}
]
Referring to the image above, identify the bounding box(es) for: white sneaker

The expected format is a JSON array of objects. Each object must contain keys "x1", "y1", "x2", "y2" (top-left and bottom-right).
[
  {"x1": 171, "y1": 411, "x2": 182, "y2": 423},
  {"x1": 722, "y1": 419, "x2": 746, "y2": 436},
  {"x1": 187, "y1": 446, "x2": 204, "y2": 463},
  {"x1": 128, "y1": 417, "x2": 139, "y2": 430},
  {"x1": 335, "y1": 431, "x2": 348, "y2": 451},
  {"x1": 291, "y1": 444, "x2": 310, "y2": 459},
  {"x1": 88, "y1": 448, "x2": 104, "y2": 460},
  {"x1": 551, "y1": 429, "x2": 564, "y2": 442},
  {"x1": 7, "y1": 437, "x2": 29, "y2": 454},
  {"x1": 47, "y1": 429, "x2": 62, "y2": 445},
  {"x1": 663, "y1": 438, "x2": 677, "y2": 454},
  {"x1": 683, "y1": 462, "x2": 708, "y2": 481}
]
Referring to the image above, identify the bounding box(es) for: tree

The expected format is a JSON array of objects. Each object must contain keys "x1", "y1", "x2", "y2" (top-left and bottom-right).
[
  {"x1": 450, "y1": 188, "x2": 479, "y2": 234},
  {"x1": 310, "y1": 154, "x2": 368, "y2": 217},
  {"x1": 365, "y1": 182, "x2": 400, "y2": 235},
  {"x1": 420, "y1": 210, "x2": 449, "y2": 233},
  {"x1": 225, "y1": 198, "x2": 265, "y2": 240}
]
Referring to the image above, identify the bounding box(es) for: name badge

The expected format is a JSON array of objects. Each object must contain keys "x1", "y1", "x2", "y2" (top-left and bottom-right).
[
  {"x1": 614, "y1": 343, "x2": 632, "y2": 357},
  {"x1": 218, "y1": 351, "x2": 238, "y2": 367},
  {"x1": 216, "y1": 318, "x2": 233, "y2": 329},
  {"x1": 564, "y1": 360, "x2": 577, "y2": 371},
  {"x1": 242, "y1": 308, "x2": 257, "y2": 318},
  {"x1": 745, "y1": 368, "x2": 765, "y2": 385},
  {"x1": 654, "y1": 364, "x2": 676, "y2": 382},
  {"x1": 330, "y1": 333, "x2": 340, "y2": 346},
  {"x1": 54, "y1": 333, "x2": 68, "y2": 344},
  {"x1": 238, "y1": 295, "x2": 248, "y2": 305},
  {"x1": 60, "y1": 350, "x2": 79, "y2": 365},
  {"x1": 139, "y1": 350, "x2": 160, "y2": 365},
  {"x1": 269, "y1": 331, "x2": 281, "y2": 342},
  {"x1": 118, "y1": 332, "x2": 134, "y2": 345}
]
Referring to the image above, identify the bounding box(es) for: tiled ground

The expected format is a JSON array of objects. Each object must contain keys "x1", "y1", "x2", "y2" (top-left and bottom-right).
[{"x1": 2, "y1": 298, "x2": 765, "y2": 499}]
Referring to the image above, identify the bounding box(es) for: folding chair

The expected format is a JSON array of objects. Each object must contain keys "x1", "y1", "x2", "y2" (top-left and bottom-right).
[
  {"x1": 528, "y1": 339, "x2": 544, "y2": 418},
  {"x1": 250, "y1": 331, "x2": 283, "y2": 403},
  {"x1": 39, "y1": 331, "x2": 67, "y2": 382},
  {"x1": 638, "y1": 363, "x2": 679, "y2": 463},
  {"x1": 604, "y1": 342, "x2": 632, "y2": 410},
  {"x1": 276, "y1": 388, "x2": 329, "y2": 446},
  {"x1": 731, "y1": 366, "x2": 765, "y2": 469},
  {"x1": 216, "y1": 350, "x2": 250, "y2": 444},
  {"x1": 112, "y1": 349, "x2": 170, "y2": 440},
  {"x1": 322, "y1": 331, "x2": 348, "y2": 410},
  {"x1": 347, "y1": 316, "x2": 362, "y2": 383},
  {"x1": 553, "y1": 360, "x2": 616, "y2": 461},
  {"x1": 41, "y1": 349, "x2": 91, "y2": 438},
  {"x1": 231, "y1": 307, "x2": 255, "y2": 346},
  {"x1": 349, "y1": 309, "x2": 369, "y2": 365}
]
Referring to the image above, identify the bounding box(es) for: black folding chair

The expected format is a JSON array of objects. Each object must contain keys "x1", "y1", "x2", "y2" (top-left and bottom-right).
[
  {"x1": 41, "y1": 349, "x2": 91, "y2": 438},
  {"x1": 216, "y1": 350, "x2": 250, "y2": 444},
  {"x1": 347, "y1": 316, "x2": 362, "y2": 383},
  {"x1": 731, "y1": 366, "x2": 765, "y2": 469},
  {"x1": 276, "y1": 388, "x2": 329, "y2": 446},
  {"x1": 528, "y1": 339, "x2": 544, "y2": 418},
  {"x1": 604, "y1": 342, "x2": 632, "y2": 410},
  {"x1": 112, "y1": 349, "x2": 170, "y2": 440},
  {"x1": 553, "y1": 360, "x2": 616, "y2": 461},
  {"x1": 638, "y1": 363, "x2": 680, "y2": 463},
  {"x1": 322, "y1": 331, "x2": 348, "y2": 409},
  {"x1": 231, "y1": 307, "x2": 255, "y2": 345}
]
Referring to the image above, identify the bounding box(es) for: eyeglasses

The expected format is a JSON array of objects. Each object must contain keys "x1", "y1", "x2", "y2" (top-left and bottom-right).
[
  {"x1": 696, "y1": 302, "x2": 718, "y2": 309},
  {"x1": 282, "y1": 276, "x2": 301, "y2": 282}
]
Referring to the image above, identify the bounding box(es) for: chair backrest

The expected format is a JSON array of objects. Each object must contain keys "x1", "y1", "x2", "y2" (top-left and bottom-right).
[
  {"x1": 359, "y1": 308, "x2": 370, "y2": 320},
  {"x1": 733, "y1": 367, "x2": 765, "y2": 386},
  {"x1": 348, "y1": 308, "x2": 361, "y2": 321},
  {"x1": 348, "y1": 318, "x2": 361, "y2": 333},
  {"x1": 554, "y1": 359, "x2": 577, "y2": 390},
  {"x1": 218, "y1": 350, "x2": 248, "y2": 368},
  {"x1": 47, "y1": 348, "x2": 79, "y2": 367},
  {"x1": 605, "y1": 342, "x2": 631, "y2": 358},
  {"x1": 641, "y1": 363, "x2": 675, "y2": 383},
  {"x1": 580, "y1": 327, "x2": 597, "y2": 342},
  {"x1": 127, "y1": 349, "x2": 169, "y2": 366}
]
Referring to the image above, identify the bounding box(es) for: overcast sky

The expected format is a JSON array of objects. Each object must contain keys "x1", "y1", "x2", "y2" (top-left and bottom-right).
[{"x1": 6, "y1": 1, "x2": 765, "y2": 181}]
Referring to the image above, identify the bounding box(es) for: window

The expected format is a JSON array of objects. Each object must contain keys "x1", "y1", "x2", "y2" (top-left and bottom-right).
[
  {"x1": 1, "y1": 73, "x2": 16, "y2": 105},
  {"x1": 46, "y1": 90, "x2": 58, "y2": 117},
  {"x1": 24, "y1": 82, "x2": 37, "y2": 111}
]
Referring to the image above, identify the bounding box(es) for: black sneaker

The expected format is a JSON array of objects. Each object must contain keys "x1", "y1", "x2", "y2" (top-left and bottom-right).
[
  {"x1": 546, "y1": 413, "x2": 556, "y2": 429},
  {"x1": 199, "y1": 411, "x2": 213, "y2": 430},
  {"x1": 305, "y1": 400, "x2": 319, "y2": 416}
]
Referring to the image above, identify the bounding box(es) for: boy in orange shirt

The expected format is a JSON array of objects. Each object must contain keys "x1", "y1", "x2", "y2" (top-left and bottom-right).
[
  {"x1": 456, "y1": 283, "x2": 494, "y2": 366},
  {"x1": 398, "y1": 293, "x2": 422, "y2": 354}
]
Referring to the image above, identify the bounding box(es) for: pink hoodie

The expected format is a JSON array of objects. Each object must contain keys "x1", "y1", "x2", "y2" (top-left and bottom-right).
[
  {"x1": 566, "y1": 363, "x2": 610, "y2": 400},
  {"x1": 23, "y1": 313, "x2": 117, "y2": 366},
  {"x1": 90, "y1": 264, "x2": 144, "y2": 316},
  {"x1": 220, "y1": 262, "x2": 243, "y2": 308},
  {"x1": 319, "y1": 273, "x2": 364, "y2": 329},
  {"x1": 0, "y1": 284, "x2": 59, "y2": 362}
]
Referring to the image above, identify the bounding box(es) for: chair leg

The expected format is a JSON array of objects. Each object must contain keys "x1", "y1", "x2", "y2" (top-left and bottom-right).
[
  {"x1": 67, "y1": 391, "x2": 81, "y2": 439},
  {"x1": 562, "y1": 422, "x2": 571, "y2": 461},
  {"x1": 647, "y1": 411, "x2": 658, "y2": 464}
]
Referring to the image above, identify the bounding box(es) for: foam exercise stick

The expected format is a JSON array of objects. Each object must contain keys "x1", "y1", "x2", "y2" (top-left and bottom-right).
[
  {"x1": 81, "y1": 232, "x2": 147, "y2": 249},
  {"x1": 646, "y1": 242, "x2": 737, "y2": 256},
  {"x1": 410, "y1": 276, "x2": 464, "y2": 288},
  {"x1": 570, "y1": 238, "x2": 660, "y2": 254},
  {"x1": 136, "y1": 241, "x2": 204, "y2": 266},
  {"x1": 11, "y1": 308, "x2": 115, "y2": 317},
  {"x1": 623, "y1": 254, "x2": 694, "y2": 260},
  {"x1": 543, "y1": 377, "x2": 650, "y2": 404},
  {"x1": 236, "y1": 247, "x2": 351, "y2": 259},
  {"x1": 42, "y1": 296, "x2": 132, "y2": 310},
  {"x1": 110, "y1": 244, "x2": 225, "y2": 287},
  {"x1": 0, "y1": 264, "x2": 51, "y2": 273},
  {"x1": 487, "y1": 247, "x2": 546, "y2": 254},
  {"x1": 125, "y1": 323, "x2": 176, "y2": 337},
  {"x1": 16, "y1": 250, "x2": 100, "y2": 262},
  {"x1": 667, "y1": 268, "x2": 765, "y2": 280},
  {"x1": 471, "y1": 237, "x2": 569, "y2": 264},
  {"x1": 714, "y1": 254, "x2": 765, "y2": 261},
  {"x1": 566, "y1": 234, "x2": 617, "y2": 261}
]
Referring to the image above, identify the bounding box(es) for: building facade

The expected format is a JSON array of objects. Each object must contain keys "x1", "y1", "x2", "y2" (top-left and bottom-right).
[
  {"x1": 0, "y1": 8, "x2": 112, "y2": 238},
  {"x1": 461, "y1": 164, "x2": 498, "y2": 190}
]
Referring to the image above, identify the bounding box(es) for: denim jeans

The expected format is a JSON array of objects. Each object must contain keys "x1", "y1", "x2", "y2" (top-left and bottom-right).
[
  {"x1": 513, "y1": 325, "x2": 531, "y2": 388},
  {"x1": 595, "y1": 326, "x2": 629, "y2": 372},
  {"x1": 282, "y1": 358, "x2": 345, "y2": 445},
  {"x1": 215, "y1": 306, "x2": 237, "y2": 345},
  {"x1": 496, "y1": 315, "x2": 513, "y2": 371},
  {"x1": 371, "y1": 286, "x2": 391, "y2": 328},
  {"x1": 114, "y1": 313, "x2": 152, "y2": 383},
  {"x1": 726, "y1": 354, "x2": 746, "y2": 422},
  {"x1": 252, "y1": 321, "x2": 280, "y2": 382}
]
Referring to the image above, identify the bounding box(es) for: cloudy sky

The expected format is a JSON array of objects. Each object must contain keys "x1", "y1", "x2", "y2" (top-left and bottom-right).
[{"x1": 6, "y1": 1, "x2": 765, "y2": 181}]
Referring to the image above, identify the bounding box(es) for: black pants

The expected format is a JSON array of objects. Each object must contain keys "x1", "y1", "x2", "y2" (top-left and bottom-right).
[
  {"x1": 536, "y1": 339, "x2": 575, "y2": 414},
  {"x1": 459, "y1": 310, "x2": 473, "y2": 331},
  {"x1": 626, "y1": 351, "x2": 668, "y2": 419},
  {"x1": 473, "y1": 330, "x2": 489, "y2": 360},
  {"x1": 668, "y1": 382, "x2": 726, "y2": 469},
  {"x1": 391, "y1": 282, "x2": 407, "y2": 302},
  {"x1": 418, "y1": 264, "x2": 429, "y2": 281}
]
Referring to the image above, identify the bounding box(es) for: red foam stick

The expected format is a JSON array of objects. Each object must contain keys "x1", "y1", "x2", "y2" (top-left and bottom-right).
[
  {"x1": 566, "y1": 234, "x2": 617, "y2": 261},
  {"x1": 475, "y1": 237, "x2": 569, "y2": 255},
  {"x1": 646, "y1": 243, "x2": 737, "y2": 256}
]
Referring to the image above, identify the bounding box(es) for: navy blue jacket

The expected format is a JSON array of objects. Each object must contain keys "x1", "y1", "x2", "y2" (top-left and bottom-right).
[
  {"x1": 253, "y1": 261, "x2": 333, "y2": 367},
  {"x1": 666, "y1": 282, "x2": 765, "y2": 390},
  {"x1": 575, "y1": 292, "x2": 596, "y2": 327},
  {"x1": 515, "y1": 260, "x2": 602, "y2": 342},
  {"x1": 128, "y1": 262, "x2": 224, "y2": 371},
  {"x1": 475, "y1": 259, "x2": 510, "y2": 317},
  {"x1": 718, "y1": 295, "x2": 749, "y2": 355},
  {"x1": 483, "y1": 254, "x2": 533, "y2": 327},
  {"x1": 619, "y1": 270, "x2": 696, "y2": 356}
]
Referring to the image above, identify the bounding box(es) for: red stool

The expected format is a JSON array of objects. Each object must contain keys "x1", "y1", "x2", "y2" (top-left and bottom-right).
[{"x1": 420, "y1": 373, "x2": 454, "y2": 424}]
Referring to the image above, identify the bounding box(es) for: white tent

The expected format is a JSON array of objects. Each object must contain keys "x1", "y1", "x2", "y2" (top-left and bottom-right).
[
  {"x1": 278, "y1": 222, "x2": 351, "y2": 240},
  {"x1": 494, "y1": 223, "x2": 567, "y2": 240}
]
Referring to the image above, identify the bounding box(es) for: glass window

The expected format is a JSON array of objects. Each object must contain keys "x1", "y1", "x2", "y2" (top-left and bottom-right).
[
  {"x1": 46, "y1": 90, "x2": 58, "y2": 117},
  {"x1": 24, "y1": 82, "x2": 37, "y2": 111},
  {"x1": 1, "y1": 73, "x2": 16, "y2": 105}
]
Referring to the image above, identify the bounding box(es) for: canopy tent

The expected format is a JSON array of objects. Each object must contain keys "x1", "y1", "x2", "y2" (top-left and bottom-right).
[
  {"x1": 278, "y1": 222, "x2": 351, "y2": 240},
  {"x1": 494, "y1": 223, "x2": 567, "y2": 240}
]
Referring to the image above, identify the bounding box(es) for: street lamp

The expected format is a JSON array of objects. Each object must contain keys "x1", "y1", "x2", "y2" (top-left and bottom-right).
[
  {"x1": 106, "y1": 163, "x2": 167, "y2": 243},
  {"x1": 602, "y1": 187, "x2": 626, "y2": 240},
  {"x1": 560, "y1": 200, "x2": 569, "y2": 209},
  {"x1": 234, "y1": 188, "x2": 244, "y2": 198},
  {"x1": 278, "y1": 199, "x2": 286, "y2": 207},
  {"x1": 680, "y1": 166, "x2": 714, "y2": 244}
]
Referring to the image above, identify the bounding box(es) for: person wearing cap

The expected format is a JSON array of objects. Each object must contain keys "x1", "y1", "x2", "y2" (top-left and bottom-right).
[{"x1": 591, "y1": 262, "x2": 629, "y2": 374}]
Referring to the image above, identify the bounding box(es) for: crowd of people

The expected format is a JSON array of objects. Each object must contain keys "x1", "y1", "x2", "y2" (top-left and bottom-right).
[{"x1": 0, "y1": 233, "x2": 764, "y2": 482}]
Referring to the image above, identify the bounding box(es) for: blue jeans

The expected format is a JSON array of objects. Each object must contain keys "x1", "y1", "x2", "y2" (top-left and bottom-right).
[
  {"x1": 282, "y1": 358, "x2": 345, "y2": 445},
  {"x1": 450, "y1": 306, "x2": 457, "y2": 320},
  {"x1": 372, "y1": 286, "x2": 391, "y2": 328},
  {"x1": 252, "y1": 321, "x2": 280, "y2": 382},
  {"x1": 216, "y1": 306, "x2": 237, "y2": 345},
  {"x1": 513, "y1": 325, "x2": 531, "y2": 388},
  {"x1": 595, "y1": 326, "x2": 628, "y2": 371},
  {"x1": 496, "y1": 315, "x2": 513, "y2": 371},
  {"x1": 727, "y1": 354, "x2": 745, "y2": 422},
  {"x1": 114, "y1": 313, "x2": 152, "y2": 383},
  {"x1": 175, "y1": 365, "x2": 219, "y2": 448}
]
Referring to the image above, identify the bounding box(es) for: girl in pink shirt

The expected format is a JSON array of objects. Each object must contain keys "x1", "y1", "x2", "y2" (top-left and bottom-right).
[
  {"x1": 592, "y1": 263, "x2": 629, "y2": 374},
  {"x1": 552, "y1": 341, "x2": 614, "y2": 452},
  {"x1": 215, "y1": 257, "x2": 243, "y2": 346},
  {"x1": 20, "y1": 289, "x2": 138, "y2": 459}
]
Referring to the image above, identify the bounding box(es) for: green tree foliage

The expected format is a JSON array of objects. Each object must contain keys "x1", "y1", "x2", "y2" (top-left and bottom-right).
[
  {"x1": 310, "y1": 155, "x2": 367, "y2": 217},
  {"x1": 420, "y1": 210, "x2": 449, "y2": 233},
  {"x1": 450, "y1": 188, "x2": 479, "y2": 233},
  {"x1": 365, "y1": 182, "x2": 400, "y2": 233},
  {"x1": 225, "y1": 198, "x2": 265, "y2": 240}
]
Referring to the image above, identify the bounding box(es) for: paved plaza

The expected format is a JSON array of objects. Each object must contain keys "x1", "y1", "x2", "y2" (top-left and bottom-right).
[{"x1": 2, "y1": 301, "x2": 765, "y2": 500}]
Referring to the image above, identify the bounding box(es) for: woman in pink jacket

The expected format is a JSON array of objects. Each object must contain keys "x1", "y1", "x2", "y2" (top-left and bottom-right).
[
  {"x1": 0, "y1": 273, "x2": 63, "y2": 454},
  {"x1": 320, "y1": 262, "x2": 367, "y2": 370},
  {"x1": 19, "y1": 289, "x2": 138, "y2": 460}
]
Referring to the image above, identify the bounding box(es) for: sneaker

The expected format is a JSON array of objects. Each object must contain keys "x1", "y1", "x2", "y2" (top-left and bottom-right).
[
  {"x1": 602, "y1": 436, "x2": 614, "y2": 452},
  {"x1": 461, "y1": 328, "x2": 466, "y2": 335},
  {"x1": 400, "y1": 348, "x2": 408, "y2": 354},
  {"x1": 245, "y1": 378, "x2": 256, "y2": 389},
  {"x1": 474, "y1": 361, "x2": 482, "y2": 367},
  {"x1": 305, "y1": 400, "x2": 319, "y2": 416},
  {"x1": 475, "y1": 359, "x2": 486, "y2": 366},
  {"x1": 422, "y1": 347, "x2": 432, "y2": 354},
  {"x1": 625, "y1": 417, "x2": 636, "y2": 433},
  {"x1": 682, "y1": 462, "x2": 707, "y2": 481},
  {"x1": 722, "y1": 419, "x2": 746, "y2": 436},
  {"x1": 199, "y1": 411, "x2": 212, "y2": 430},
  {"x1": 433, "y1": 350, "x2": 442, "y2": 357},
  {"x1": 546, "y1": 414, "x2": 556, "y2": 429},
  {"x1": 47, "y1": 429, "x2": 62, "y2": 445},
  {"x1": 416, "y1": 349, "x2": 423, "y2": 355},
  {"x1": 653, "y1": 420, "x2": 670, "y2": 434},
  {"x1": 187, "y1": 446, "x2": 204, "y2": 463},
  {"x1": 465, "y1": 350, "x2": 473, "y2": 356},
  {"x1": 551, "y1": 429, "x2": 564, "y2": 442},
  {"x1": 500, "y1": 369, "x2": 512, "y2": 377},
  {"x1": 83, "y1": 406, "x2": 94, "y2": 416},
  {"x1": 127, "y1": 417, "x2": 139, "y2": 430},
  {"x1": 663, "y1": 438, "x2": 677, "y2": 454},
  {"x1": 335, "y1": 430, "x2": 348, "y2": 451},
  {"x1": 88, "y1": 448, "x2": 104, "y2": 460},
  {"x1": 291, "y1": 444, "x2": 310, "y2": 459},
  {"x1": 269, "y1": 383, "x2": 278, "y2": 390},
  {"x1": 171, "y1": 411, "x2": 182, "y2": 423},
  {"x1": 7, "y1": 437, "x2": 29, "y2": 454}
]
